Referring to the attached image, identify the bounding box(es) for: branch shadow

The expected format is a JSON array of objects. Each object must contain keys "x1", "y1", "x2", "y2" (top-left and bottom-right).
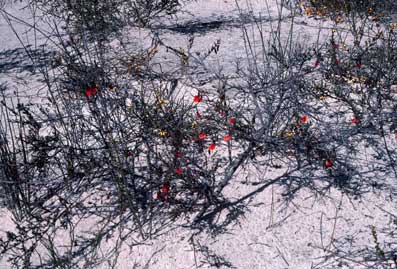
[{"x1": 0, "y1": 45, "x2": 56, "y2": 74}]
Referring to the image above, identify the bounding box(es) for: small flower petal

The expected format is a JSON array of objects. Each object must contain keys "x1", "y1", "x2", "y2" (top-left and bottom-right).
[
  {"x1": 199, "y1": 133, "x2": 207, "y2": 140},
  {"x1": 161, "y1": 183, "x2": 170, "y2": 194},
  {"x1": 175, "y1": 167, "x2": 182, "y2": 175},
  {"x1": 193, "y1": 95, "x2": 203, "y2": 103},
  {"x1": 208, "y1": 143, "x2": 216, "y2": 151},
  {"x1": 85, "y1": 86, "x2": 98, "y2": 97},
  {"x1": 301, "y1": 115, "x2": 309, "y2": 123},
  {"x1": 325, "y1": 159, "x2": 333, "y2": 168},
  {"x1": 223, "y1": 135, "x2": 231, "y2": 142}
]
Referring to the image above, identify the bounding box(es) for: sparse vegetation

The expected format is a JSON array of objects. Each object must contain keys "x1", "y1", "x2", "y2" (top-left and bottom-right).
[{"x1": 0, "y1": 0, "x2": 396, "y2": 268}]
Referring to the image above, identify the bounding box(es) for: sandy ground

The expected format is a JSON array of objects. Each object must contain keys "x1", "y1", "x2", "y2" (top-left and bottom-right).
[{"x1": 1, "y1": 1, "x2": 396, "y2": 268}]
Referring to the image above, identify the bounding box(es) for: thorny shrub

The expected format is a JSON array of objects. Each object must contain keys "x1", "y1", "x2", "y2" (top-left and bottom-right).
[{"x1": 0, "y1": 0, "x2": 397, "y2": 268}]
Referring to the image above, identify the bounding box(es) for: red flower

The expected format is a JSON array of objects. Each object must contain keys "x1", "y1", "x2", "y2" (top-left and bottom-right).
[
  {"x1": 196, "y1": 112, "x2": 202, "y2": 119},
  {"x1": 156, "y1": 184, "x2": 170, "y2": 201},
  {"x1": 85, "y1": 86, "x2": 98, "y2": 97},
  {"x1": 332, "y1": 42, "x2": 339, "y2": 49},
  {"x1": 193, "y1": 95, "x2": 203, "y2": 103},
  {"x1": 160, "y1": 182, "x2": 170, "y2": 194},
  {"x1": 176, "y1": 152, "x2": 182, "y2": 158},
  {"x1": 208, "y1": 143, "x2": 216, "y2": 151},
  {"x1": 199, "y1": 133, "x2": 206, "y2": 140},
  {"x1": 301, "y1": 115, "x2": 309, "y2": 123},
  {"x1": 351, "y1": 117, "x2": 359, "y2": 124},
  {"x1": 356, "y1": 63, "x2": 362, "y2": 69},
  {"x1": 325, "y1": 159, "x2": 333, "y2": 168},
  {"x1": 335, "y1": 59, "x2": 339, "y2": 65},
  {"x1": 223, "y1": 135, "x2": 231, "y2": 142},
  {"x1": 229, "y1": 117, "x2": 236, "y2": 124},
  {"x1": 314, "y1": 60, "x2": 319, "y2": 68},
  {"x1": 175, "y1": 167, "x2": 182, "y2": 175}
]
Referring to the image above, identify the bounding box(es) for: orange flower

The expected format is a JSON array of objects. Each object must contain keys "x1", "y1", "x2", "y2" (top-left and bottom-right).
[
  {"x1": 351, "y1": 117, "x2": 359, "y2": 124},
  {"x1": 229, "y1": 117, "x2": 236, "y2": 124},
  {"x1": 304, "y1": 8, "x2": 315, "y2": 16},
  {"x1": 85, "y1": 86, "x2": 98, "y2": 97},
  {"x1": 325, "y1": 159, "x2": 333, "y2": 168},
  {"x1": 223, "y1": 135, "x2": 231, "y2": 142},
  {"x1": 208, "y1": 143, "x2": 216, "y2": 151},
  {"x1": 301, "y1": 115, "x2": 309, "y2": 123},
  {"x1": 175, "y1": 167, "x2": 182, "y2": 175},
  {"x1": 193, "y1": 95, "x2": 202, "y2": 103},
  {"x1": 199, "y1": 133, "x2": 206, "y2": 140}
]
